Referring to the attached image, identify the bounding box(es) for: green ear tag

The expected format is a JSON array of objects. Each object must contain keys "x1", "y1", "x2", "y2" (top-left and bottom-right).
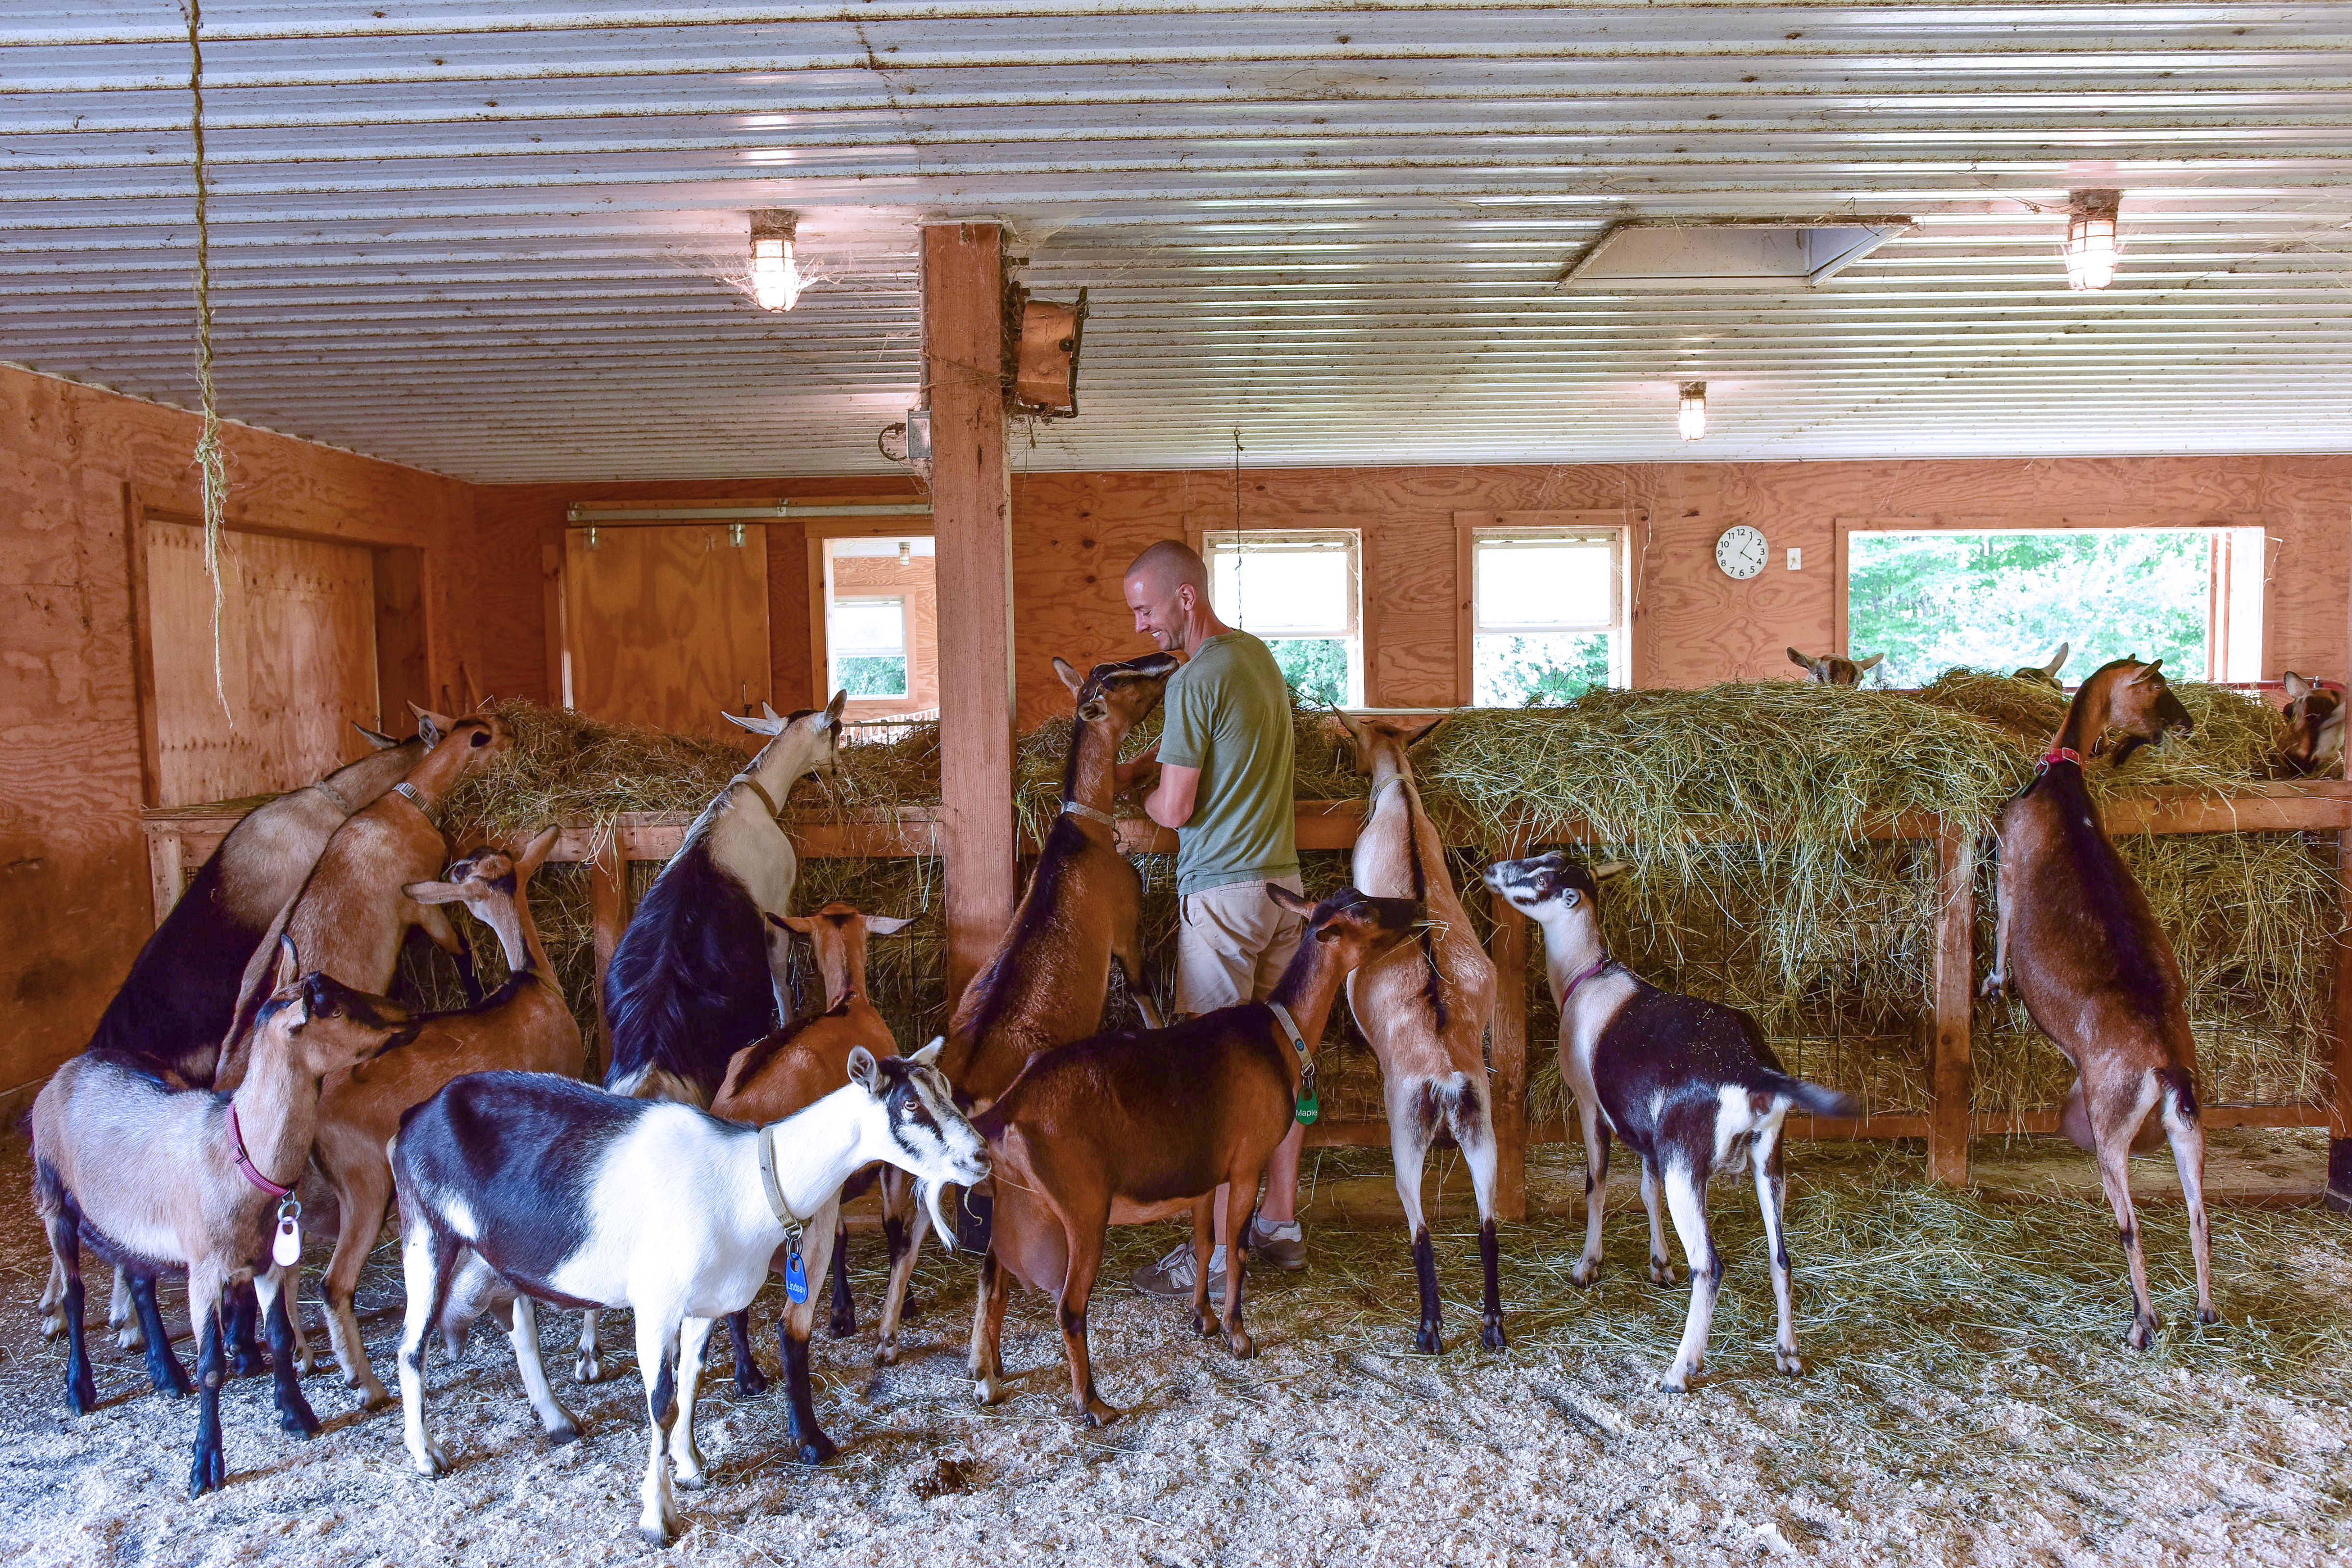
[{"x1": 1295, "y1": 1063, "x2": 1319, "y2": 1126}]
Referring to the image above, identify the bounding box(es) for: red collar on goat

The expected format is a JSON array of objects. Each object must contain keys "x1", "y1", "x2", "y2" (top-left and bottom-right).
[
  {"x1": 2036, "y1": 745, "x2": 2086, "y2": 774},
  {"x1": 225, "y1": 1102, "x2": 294, "y2": 1197},
  {"x1": 1559, "y1": 954, "x2": 1614, "y2": 1002}
]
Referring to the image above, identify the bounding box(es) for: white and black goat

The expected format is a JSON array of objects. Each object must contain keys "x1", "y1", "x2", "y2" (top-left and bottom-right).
[
  {"x1": 390, "y1": 1044, "x2": 987, "y2": 1546},
  {"x1": 1484, "y1": 851, "x2": 1854, "y2": 1391},
  {"x1": 602, "y1": 691, "x2": 847, "y2": 1105}
]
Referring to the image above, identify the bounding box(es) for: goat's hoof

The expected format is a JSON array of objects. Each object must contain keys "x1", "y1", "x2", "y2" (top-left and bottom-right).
[
  {"x1": 354, "y1": 1379, "x2": 392, "y2": 1411},
  {"x1": 149, "y1": 1364, "x2": 193, "y2": 1399},
  {"x1": 872, "y1": 1342, "x2": 900, "y2": 1369},
  {"x1": 1413, "y1": 1325, "x2": 1442, "y2": 1355},
  {"x1": 1646, "y1": 1259, "x2": 1680, "y2": 1286},
  {"x1": 1979, "y1": 975, "x2": 2005, "y2": 1002},
  {"x1": 1077, "y1": 1401, "x2": 1123, "y2": 1428},
  {"x1": 973, "y1": 1374, "x2": 1006, "y2": 1407},
  {"x1": 2126, "y1": 1320, "x2": 2156, "y2": 1352},
  {"x1": 2199, "y1": 1308, "x2": 2221, "y2": 1326},
  {"x1": 795, "y1": 1434, "x2": 839, "y2": 1466},
  {"x1": 1659, "y1": 1371, "x2": 1692, "y2": 1395},
  {"x1": 114, "y1": 1324, "x2": 145, "y2": 1353},
  {"x1": 66, "y1": 1374, "x2": 98, "y2": 1417},
  {"x1": 637, "y1": 1517, "x2": 679, "y2": 1548},
  {"x1": 734, "y1": 1365, "x2": 769, "y2": 1398},
  {"x1": 1775, "y1": 1349, "x2": 1804, "y2": 1376},
  {"x1": 900, "y1": 1296, "x2": 923, "y2": 1323},
  {"x1": 39, "y1": 1312, "x2": 64, "y2": 1342},
  {"x1": 1228, "y1": 1330, "x2": 1256, "y2": 1360},
  {"x1": 229, "y1": 1348, "x2": 269, "y2": 1380},
  {"x1": 188, "y1": 1445, "x2": 225, "y2": 1498},
  {"x1": 547, "y1": 1419, "x2": 582, "y2": 1448},
  {"x1": 279, "y1": 1399, "x2": 323, "y2": 1438},
  {"x1": 573, "y1": 1353, "x2": 602, "y2": 1384},
  {"x1": 673, "y1": 1462, "x2": 707, "y2": 1492},
  {"x1": 1193, "y1": 1311, "x2": 1220, "y2": 1338},
  {"x1": 1568, "y1": 1260, "x2": 1600, "y2": 1290},
  {"x1": 1481, "y1": 1321, "x2": 1509, "y2": 1353},
  {"x1": 827, "y1": 1312, "x2": 858, "y2": 1341},
  {"x1": 408, "y1": 1443, "x2": 448, "y2": 1478}
]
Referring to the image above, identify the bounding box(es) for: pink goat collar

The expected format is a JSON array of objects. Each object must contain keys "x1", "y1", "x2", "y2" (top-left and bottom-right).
[
  {"x1": 225, "y1": 1103, "x2": 293, "y2": 1198},
  {"x1": 1559, "y1": 955, "x2": 1614, "y2": 1003},
  {"x1": 2037, "y1": 746, "x2": 2086, "y2": 774}
]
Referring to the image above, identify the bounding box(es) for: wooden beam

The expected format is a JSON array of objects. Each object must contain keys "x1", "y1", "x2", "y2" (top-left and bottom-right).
[
  {"x1": 587, "y1": 829, "x2": 632, "y2": 1081},
  {"x1": 146, "y1": 829, "x2": 186, "y2": 928},
  {"x1": 1487, "y1": 875, "x2": 1532, "y2": 1220},
  {"x1": 1929, "y1": 819, "x2": 1976, "y2": 1185},
  {"x1": 2331, "y1": 824, "x2": 2352, "y2": 1213},
  {"x1": 923, "y1": 221, "x2": 1017, "y2": 1005}
]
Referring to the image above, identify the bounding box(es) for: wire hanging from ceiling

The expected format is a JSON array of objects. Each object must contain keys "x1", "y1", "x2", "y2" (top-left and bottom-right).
[{"x1": 183, "y1": 0, "x2": 230, "y2": 718}]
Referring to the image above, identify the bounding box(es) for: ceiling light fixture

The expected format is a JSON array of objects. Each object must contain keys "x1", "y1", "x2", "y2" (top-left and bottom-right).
[
  {"x1": 1678, "y1": 381, "x2": 1707, "y2": 441},
  {"x1": 2063, "y1": 189, "x2": 2121, "y2": 292},
  {"x1": 750, "y1": 209, "x2": 804, "y2": 311}
]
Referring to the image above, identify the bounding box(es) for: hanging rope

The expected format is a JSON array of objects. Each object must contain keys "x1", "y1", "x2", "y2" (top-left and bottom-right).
[{"x1": 184, "y1": 0, "x2": 230, "y2": 717}]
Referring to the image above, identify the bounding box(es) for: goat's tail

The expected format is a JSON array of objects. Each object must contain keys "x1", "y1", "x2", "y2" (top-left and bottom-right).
[
  {"x1": 1413, "y1": 1072, "x2": 1489, "y2": 1148},
  {"x1": 2156, "y1": 1064, "x2": 2201, "y2": 1126},
  {"x1": 1770, "y1": 1076, "x2": 1858, "y2": 1121}
]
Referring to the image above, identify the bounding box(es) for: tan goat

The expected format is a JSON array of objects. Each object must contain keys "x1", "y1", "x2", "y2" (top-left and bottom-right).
[
  {"x1": 217, "y1": 706, "x2": 513, "y2": 1083},
  {"x1": 1333, "y1": 710, "x2": 1508, "y2": 1352},
  {"x1": 307, "y1": 828, "x2": 581, "y2": 1405},
  {"x1": 33, "y1": 968, "x2": 416, "y2": 1496}
]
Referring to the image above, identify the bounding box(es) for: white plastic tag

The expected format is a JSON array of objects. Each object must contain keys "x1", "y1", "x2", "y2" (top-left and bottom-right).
[{"x1": 271, "y1": 1200, "x2": 302, "y2": 1268}]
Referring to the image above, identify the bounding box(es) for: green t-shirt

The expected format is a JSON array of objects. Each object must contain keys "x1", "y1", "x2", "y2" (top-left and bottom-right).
[{"x1": 1157, "y1": 631, "x2": 1300, "y2": 897}]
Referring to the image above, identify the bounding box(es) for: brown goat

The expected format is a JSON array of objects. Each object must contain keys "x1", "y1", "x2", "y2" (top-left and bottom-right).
[
  {"x1": 2278, "y1": 671, "x2": 2344, "y2": 777},
  {"x1": 708, "y1": 902, "x2": 921, "y2": 1383},
  {"x1": 938, "y1": 652, "x2": 1176, "y2": 1108},
  {"x1": 1787, "y1": 647, "x2": 1885, "y2": 686},
  {"x1": 1332, "y1": 710, "x2": 1509, "y2": 1352},
  {"x1": 32, "y1": 969, "x2": 416, "y2": 1495},
  {"x1": 2012, "y1": 641, "x2": 2070, "y2": 689},
  {"x1": 969, "y1": 886, "x2": 1422, "y2": 1426},
  {"x1": 307, "y1": 828, "x2": 580, "y2": 1405},
  {"x1": 1985, "y1": 657, "x2": 2215, "y2": 1348},
  {"x1": 218, "y1": 707, "x2": 514, "y2": 1082}
]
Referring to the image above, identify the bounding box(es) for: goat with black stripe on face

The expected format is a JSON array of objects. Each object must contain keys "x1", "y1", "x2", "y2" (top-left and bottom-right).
[{"x1": 1484, "y1": 852, "x2": 1854, "y2": 1392}]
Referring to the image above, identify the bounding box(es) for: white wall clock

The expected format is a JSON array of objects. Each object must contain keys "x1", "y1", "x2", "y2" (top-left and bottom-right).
[{"x1": 1714, "y1": 524, "x2": 1767, "y2": 580}]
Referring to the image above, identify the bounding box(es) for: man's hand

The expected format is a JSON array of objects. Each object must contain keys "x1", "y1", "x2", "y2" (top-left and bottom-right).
[{"x1": 1113, "y1": 740, "x2": 1161, "y2": 799}]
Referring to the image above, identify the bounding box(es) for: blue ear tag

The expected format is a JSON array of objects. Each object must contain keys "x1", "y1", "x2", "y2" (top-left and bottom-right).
[{"x1": 783, "y1": 1234, "x2": 809, "y2": 1304}]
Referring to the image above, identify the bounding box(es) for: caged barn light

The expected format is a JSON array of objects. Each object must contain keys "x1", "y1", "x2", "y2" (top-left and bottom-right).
[
  {"x1": 749, "y1": 209, "x2": 805, "y2": 311},
  {"x1": 2063, "y1": 189, "x2": 2121, "y2": 292},
  {"x1": 1677, "y1": 381, "x2": 1707, "y2": 441}
]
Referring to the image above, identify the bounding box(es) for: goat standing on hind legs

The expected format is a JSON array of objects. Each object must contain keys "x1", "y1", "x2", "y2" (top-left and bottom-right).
[
  {"x1": 707, "y1": 904, "x2": 923, "y2": 1391},
  {"x1": 968, "y1": 886, "x2": 1422, "y2": 1427},
  {"x1": 1332, "y1": 710, "x2": 1508, "y2": 1354},
  {"x1": 1984, "y1": 657, "x2": 2216, "y2": 1349},
  {"x1": 1485, "y1": 854, "x2": 1854, "y2": 1391},
  {"x1": 31, "y1": 970, "x2": 416, "y2": 1495}
]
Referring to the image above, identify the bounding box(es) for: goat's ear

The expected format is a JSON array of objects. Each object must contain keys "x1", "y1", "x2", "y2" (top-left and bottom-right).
[
  {"x1": 823, "y1": 689, "x2": 849, "y2": 728},
  {"x1": 760, "y1": 701, "x2": 781, "y2": 722},
  {"x1": 408, "y1": 703, "x2": 454, "y2": 747},
  {"x1": 1855, "y1": 652, "x2": 1884, "y2": 673},
  {"x1": 2044, "y1": 641, "x2": 2070, "y2": 676},
  {"x1": 353, "y1": 723, "x2": 400, "y2": 750},
  {"x1": 403, "y1": 879, "x2": 469, "y2": 906},
  {"x1": 722, "y1": 709, "x2": 787, "y2": 737},
  {"x1": 1053, "y1": 657, "x2": 1086, "y2": 697},
  {"x1": 515, "y1": 826, "x2": 560, "y2": 878},
  {"x1": 864, "y1": 914, "x2": 915, "y2": 937},
  {"x1": 1787, "y1": 647, "x2": 1812, "y2": 670},
  {"x1": 910, "y1": 1036, "x2": 944, "y2": 1068},
  {"x1": 761, "y1": 910, "x2": 809, "y2": 936},
  {"x1": 1405, "y1": 713, "x2": 1451, "y2": 751},
  {"x1": 846, "y1": 1045, "x2": 883, "y2": 1095},
  {"x1": 2134, "y1": 659, "x2": 2166, "y2": 682},
  {"x1": 1592, "y1": 860, "x2": 1633, "y2": 882},
  {"x1": 1329, "y1": 705, "x2": 1365, "y2": 742},
  {"x1": 2285, "y1": 671, "x2": 2312, "y2": 701},
  {"x1": 1264, "y1": 882, "x2": 1317, "y2": 918},
  {"x1": 273, "y1": 932, "x2": 300, "y2": 993}
]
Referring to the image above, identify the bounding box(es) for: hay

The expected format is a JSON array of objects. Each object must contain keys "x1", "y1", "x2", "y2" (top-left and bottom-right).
[{"x1": 418, "y1": 683, "x2": 2331, "y2": 1126}]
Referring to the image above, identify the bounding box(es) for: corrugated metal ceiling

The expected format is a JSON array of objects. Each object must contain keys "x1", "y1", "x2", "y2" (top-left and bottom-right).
[{"x1": 6, "y1": 2, "x2": 2351, "y2": 480}]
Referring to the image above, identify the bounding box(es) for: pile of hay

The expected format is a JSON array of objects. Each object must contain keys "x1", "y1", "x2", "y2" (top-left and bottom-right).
[{"x1": 410, "y1": 678, "x2": 2330, "y2": 1128}]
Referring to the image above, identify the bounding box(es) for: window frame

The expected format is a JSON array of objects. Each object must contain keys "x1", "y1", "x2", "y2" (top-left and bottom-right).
[
  {"x1": 828, "y1": 593, "x2": 911, "y2": 698},
  {"x1": 1453, "y1": 511, "x2": 1639, "y2": 707},
  {"x1": 1832, "y1": 512, "x2": 2273, "y2": 686},
  {"x1": 1193, "y1": 524, "x2": 1369, "y2": 707},
  {"x1": 805, "y1": 521, "x2": 937, "y2": 710}
]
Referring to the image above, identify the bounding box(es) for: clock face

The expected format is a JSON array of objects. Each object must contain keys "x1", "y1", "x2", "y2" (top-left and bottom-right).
[{"x1": 1715, "y1": 525, "x2": 1767, "y2": 580}]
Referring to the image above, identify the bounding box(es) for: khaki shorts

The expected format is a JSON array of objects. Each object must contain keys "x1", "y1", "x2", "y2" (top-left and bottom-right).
[{"x1": 1175, "y1": 873, "x2": 1305, "y2": 1017}]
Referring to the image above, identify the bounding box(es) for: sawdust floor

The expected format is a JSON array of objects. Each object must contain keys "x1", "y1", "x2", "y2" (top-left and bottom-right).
[{"x1": 4, "y1": 1128, "x2": 2350, "y2": 1567}]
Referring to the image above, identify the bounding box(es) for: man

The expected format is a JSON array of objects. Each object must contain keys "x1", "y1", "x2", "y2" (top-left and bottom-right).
[{"x1": 1115, "y1": 539, "x2": 1310, "y2": 1297}]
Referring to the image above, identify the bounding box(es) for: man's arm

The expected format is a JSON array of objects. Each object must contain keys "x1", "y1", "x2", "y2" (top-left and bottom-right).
[{"x1": 1143, "y1": 761, "x2": 1200, "y2": 830}]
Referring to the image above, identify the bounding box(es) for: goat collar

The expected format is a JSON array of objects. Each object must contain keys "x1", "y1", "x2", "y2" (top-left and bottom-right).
[
  {"x1": 309, "y1": 777, "x2": 354, "y2": 814},
  {"x1": 755, "y1": 1124, "x2": 804, "y2": 1233},
  {"x1": 1267, "y1": 1001, "x2": 1319, "y2": 1126},
  {"x1": 224, "y1": 1103, "x2": 293, "y2": 1198},
  {"x1": 388, "y1": 781, "x2": 439, "y2": 826},
  {"x1": 2036, "y1": 746, "x2": 2086, "y2": 774},
  {"x1": 1061, "y1": 798, "x2": 1116, "y2": 829},
  {"x1": 1369, "y1": 774, "x2": 1407, "y2": 807},
  {"x1": 737, "y1": 778, "x2": 783, "y2": 820},
  {"x1": 1559, "y1": 954, "x2": 1615, "y2": 1003}
]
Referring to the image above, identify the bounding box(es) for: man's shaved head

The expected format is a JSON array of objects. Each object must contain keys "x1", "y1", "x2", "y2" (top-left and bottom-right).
[{"x1": 1126, "y1": 539, "x2": 1209, "y2": 596}]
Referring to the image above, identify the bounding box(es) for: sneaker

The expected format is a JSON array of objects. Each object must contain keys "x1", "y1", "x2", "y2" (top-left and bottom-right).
[
  {"x1": 1244, "y1": 1215, "x2": 1307, "y2": 1272},
  {"x1": 1130, "y1": 1239, "x2": 1227, "y2": 1298}
]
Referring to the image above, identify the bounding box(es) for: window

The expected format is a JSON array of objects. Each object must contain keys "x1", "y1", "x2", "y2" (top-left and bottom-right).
[
  {"x1": 1203, "y1": 530, "x2": 1363, "y2": 707},
  {"x1": 1844, "y1": 526, "x2": 2266, "y2": 688},
  {"x1": 1468, "y1": 528, "x2": 1628, "y2": 706},
  {"x1": 830, "y1": 595, "x2": 908, "y2": 697}
]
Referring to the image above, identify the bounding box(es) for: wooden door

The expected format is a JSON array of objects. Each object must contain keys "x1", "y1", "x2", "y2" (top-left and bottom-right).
[
  {"x1": 143, "y1": 520, "x2": 381, "y2": 807},
  {"x1": 563, "y1": 523, "x2": 771, "y2": 738}
]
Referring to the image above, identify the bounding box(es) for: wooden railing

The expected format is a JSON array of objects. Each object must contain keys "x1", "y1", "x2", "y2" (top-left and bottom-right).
[{"x1": 142, "y1": 780, "x2": 2352, "y2": 1218}]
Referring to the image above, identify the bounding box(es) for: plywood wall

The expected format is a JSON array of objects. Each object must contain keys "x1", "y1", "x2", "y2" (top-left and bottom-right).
[{"x1": 0, "y1": 363, "x2": 479, "y2": 1099}]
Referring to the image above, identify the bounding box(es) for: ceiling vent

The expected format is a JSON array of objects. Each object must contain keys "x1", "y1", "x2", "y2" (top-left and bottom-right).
[{"x1": 1558, "y1": 218, "x2": 1913, "y2": 291}]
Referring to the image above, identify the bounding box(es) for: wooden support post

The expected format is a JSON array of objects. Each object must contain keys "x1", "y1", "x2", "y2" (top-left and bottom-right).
[
  {"x1": 923, "y1": 220, "x2": 1018, "y2": 1006},
  {"x1": 146, "y1": 831, "x2": 187, "y2": 928},
  {"x1": 587, "y1": 830, "x2": 633, "y2": 1081},
  {"x1": 1929, "y1": 819, "x2": 1976, "y2": 1186},
  {"x1": 2329, "y1": 826, "x2": 2352, "y2": 1213},
  {"x1": 1487, "y1": 878, "x2": 1532, "y2": 1221}
]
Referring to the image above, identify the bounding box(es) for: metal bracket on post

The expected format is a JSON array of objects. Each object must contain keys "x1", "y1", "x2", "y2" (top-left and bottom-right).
[{"x1": 728, "y1": 522, "x2": 746, "y2": 548}]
